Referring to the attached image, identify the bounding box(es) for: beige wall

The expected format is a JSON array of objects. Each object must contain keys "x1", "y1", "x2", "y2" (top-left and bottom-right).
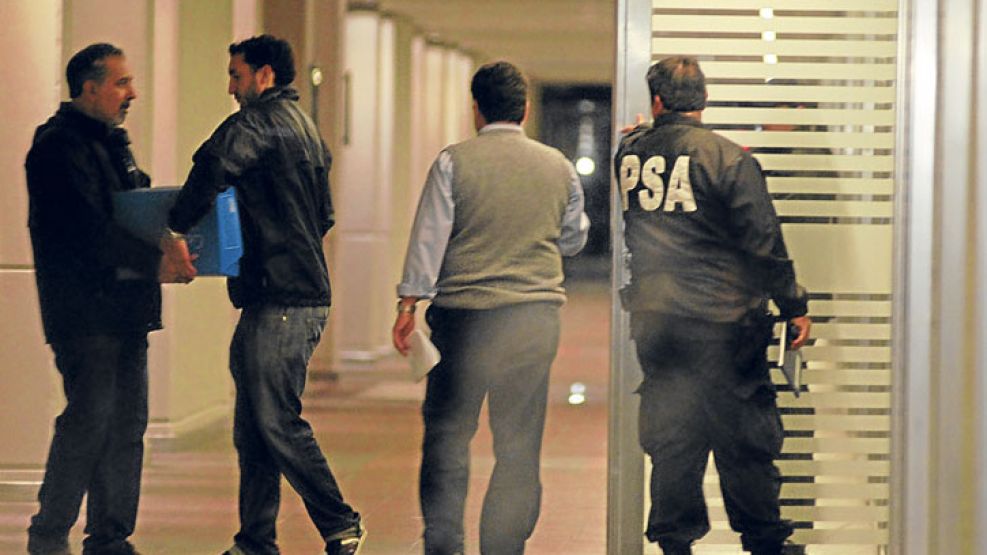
[
  {"x1": 62, "y1": 0, "x2": 153, "y2": 167},
  {"x1": 0, "y1": 1, "x2": 262, "y2": 467},
  {"x1": 0, "y1": 0, "x2": 520, "y2": 495},
  {"x1": 0, "y1": 0, "x2": 61, "y2": 268},
  {"x1": 0, "y1": 0, "x2": 63, "y2": 472}
]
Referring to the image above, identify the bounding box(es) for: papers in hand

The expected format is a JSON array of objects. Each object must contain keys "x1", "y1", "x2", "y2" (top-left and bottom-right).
[
  {"x1": 408, "y1": 329, "x2": 441, "y2": 382},
  {"x1": 777, "y1": 322, "x2": 804, "y2": 397}
]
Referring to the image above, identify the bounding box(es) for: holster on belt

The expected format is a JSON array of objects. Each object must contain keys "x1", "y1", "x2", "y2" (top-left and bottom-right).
[{"x1": 734, "y1": 307, "x2": 774, "y2": 372}]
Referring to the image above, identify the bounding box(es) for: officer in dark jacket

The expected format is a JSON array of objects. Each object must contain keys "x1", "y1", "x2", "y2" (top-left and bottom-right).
[
  {"x1": 614, "y1": 56, "x2": 812, "y2": 555},
  {"x1": 161, "y1": 35, "x2": 363, "y2": 555},
  {"x1": 25, "y1": 43, "x2": 183, "y2": 555}
]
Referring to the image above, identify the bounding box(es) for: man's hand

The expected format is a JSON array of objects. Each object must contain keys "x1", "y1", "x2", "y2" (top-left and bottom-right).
[
  {"x1": 619, "y1": 113, "x2": 648, "y2": 135},
  {"x1": 789, "y1": 315, "x2": 812, "y2": 350},
  {"x1": 158, "y1": 234, "x2": 197, "y2": 284},
  {"x1": 392, "y1": 297, "x2": 419, "y2": 356},
  {"x1": 392, "y1": 312, "x2": 415, "y2": 356}
]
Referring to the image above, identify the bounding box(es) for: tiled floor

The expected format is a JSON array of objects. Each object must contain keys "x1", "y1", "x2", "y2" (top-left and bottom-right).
[{"x1": 0, "y1": 278, "x2": 611, "y2": 555}]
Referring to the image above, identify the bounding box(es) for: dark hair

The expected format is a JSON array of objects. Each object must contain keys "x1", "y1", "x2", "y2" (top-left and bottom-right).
[
  {"x1": 229, "y1": 35, "x2": 296, "y2": 86},
  {"x1": 66, "y1": 43, "x2": 124, "y2": 99},
  {"x1": 470, "y1": 61, "x2": 527, "y2": 124},
  {"x1": 647, "y1": 56, "x2": 706, "y2": 112}
]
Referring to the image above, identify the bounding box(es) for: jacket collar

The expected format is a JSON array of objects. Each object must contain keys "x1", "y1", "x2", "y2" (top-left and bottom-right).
[
  {"x1": 56, "y1": 102, "x2": 113, "y2": 138},
  {"x1": 653, "y1": 112, "x2": 704, "y2": 129},
  {"x1": 256, "y1": 86, "x2": 300, "y2": 104}
]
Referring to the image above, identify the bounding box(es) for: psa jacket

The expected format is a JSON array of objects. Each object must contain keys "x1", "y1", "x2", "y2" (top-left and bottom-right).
[
  {"x1": 168, "y1": 87, "x2": 334, "y2": 308},
  {"x1": 614, "y1": 112, "x2": 808, "y2": 322},
  {"x1": 26, "y1": 103, "x2": 162, "y2": 343}
]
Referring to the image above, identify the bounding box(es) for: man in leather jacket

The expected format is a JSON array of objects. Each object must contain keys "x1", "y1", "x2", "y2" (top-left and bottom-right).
[
  {"x1": 614, "y1": 56, "x2": 812, "y2": 555},
  {"x1": 161, "y1": 35, "x2": 363, "y2": 555},
  {"x1": 25, "y1": 43, "x2": 185, "y2": 555}
]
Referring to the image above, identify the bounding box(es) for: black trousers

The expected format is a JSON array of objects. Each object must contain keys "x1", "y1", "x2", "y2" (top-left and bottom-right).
[
  {"x1": 630, "y1": 312, "x2": 793, "y2": 553},
  {"x1": 28, "y1": 333, "x2": 149, "y2": 554},
  {"x1": 420, "y1": 302, "x2": 560, "y2": 555},
  {"x1": 229, "y1": 305, "x2": 359, "y2": 555}
]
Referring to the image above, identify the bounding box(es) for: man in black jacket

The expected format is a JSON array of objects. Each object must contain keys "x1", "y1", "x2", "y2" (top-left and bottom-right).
[
  {"x1": 614, "y1": 56, "x2": 811, "y2": 555},
  {"x1": 25, "y1": 43, "x2": 184, "y2": 555},
  {"x1": 161, "y1": 35, "x2": 363, "y2": 555}
]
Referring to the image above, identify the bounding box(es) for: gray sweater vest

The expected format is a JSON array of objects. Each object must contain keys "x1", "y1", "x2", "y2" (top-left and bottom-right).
[{"x1": 433, "y1": 128, "x2": 573, "y2": 310}]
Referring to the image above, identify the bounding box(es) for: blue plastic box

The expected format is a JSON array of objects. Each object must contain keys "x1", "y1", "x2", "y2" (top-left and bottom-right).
[{"x1": 113, "y1": 187, "x2": 243, "y2": 277}]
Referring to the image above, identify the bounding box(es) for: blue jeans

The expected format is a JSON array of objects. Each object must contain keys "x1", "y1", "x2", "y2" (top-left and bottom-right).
[
  {"x1": 28, "y1": 333, "x2": 149, "y2": 554},
  {"x1": 421, "y1": 302, "x2": 560, "y2": 555},
  {"x1": 229, "y1": 305, "x2": 359, "y2": 555}
]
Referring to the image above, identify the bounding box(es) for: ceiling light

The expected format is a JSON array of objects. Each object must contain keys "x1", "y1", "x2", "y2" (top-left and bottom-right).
[{"x1": 575, "y1": 157, "x2": 596, "y2": 176}]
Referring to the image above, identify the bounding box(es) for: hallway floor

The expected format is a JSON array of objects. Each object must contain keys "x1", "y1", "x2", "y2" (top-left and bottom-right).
[{"x1": 0, "y1": 279, "x2": 611, "y2": 555}]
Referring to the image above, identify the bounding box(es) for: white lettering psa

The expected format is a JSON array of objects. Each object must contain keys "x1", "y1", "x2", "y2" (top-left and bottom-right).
[{"x1": 619, "y1": 155, "x2": 696, "y2": 213}]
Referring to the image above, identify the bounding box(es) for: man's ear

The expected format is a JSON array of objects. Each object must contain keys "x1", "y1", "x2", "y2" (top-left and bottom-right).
[
  {"x1": 651, "y1": 95, "x2": 664, "y2": 117},
  {"x1": 257, "y1": 64, "x2": 276, "y2": 88}
]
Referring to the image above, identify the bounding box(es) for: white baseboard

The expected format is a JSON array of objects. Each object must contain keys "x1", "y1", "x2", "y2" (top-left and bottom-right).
[
  {"x1": 146, "y1": 402, "x2": 231, "y2": 442},
  {"x1": 0, "y1": 469, "x2": 44, "y2": 501}
]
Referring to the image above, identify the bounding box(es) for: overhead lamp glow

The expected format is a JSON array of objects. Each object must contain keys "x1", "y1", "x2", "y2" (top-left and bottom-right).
[
  {"x1": 575, "y1": 157, "x2": 596, "y2": 176},
  {"x1": 763, "y1": 54, "x2": 779, "y2": 65},
  {"x1": 761, "y1": 31, "x2": 776, "y2": 41},
  {"x1": 760, "y1": 7, "x2": 774, "y2": 18}
]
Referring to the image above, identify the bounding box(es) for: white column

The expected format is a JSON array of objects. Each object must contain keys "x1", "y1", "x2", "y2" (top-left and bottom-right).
[
  {"x1": 454, "y1": 53, "x2": 475, "y2": 142},
  {"x1": 145, "y1": 0, "x2": 252, "y2": 443},
  {"x1": 231, "y1": 0, "x2": 258, "y2": 42},
  {"x1": 373, "y1": 16, "x2": 397, "y2": 351},
  {"x1": 388, "y1": 20, "x2": 419, "y2": 288},
  {"x1": 0, "y1": 0, "x2": 62, "y2": 489},
  {"x1": 440, "y1": 50, "x2": 473, "y2": 147},
  {"x1": 408, "y1": 34, "x2": 428, "y2": 202},
  {"x1": 332, "y1": 9, "x2": 393, "y2": 365},
  {"x1": 422, "y1": 43, "x2": 447, "y2": 163},
  {"x1": 976, "y1": 0, "x2": 987, "y2": 549}
]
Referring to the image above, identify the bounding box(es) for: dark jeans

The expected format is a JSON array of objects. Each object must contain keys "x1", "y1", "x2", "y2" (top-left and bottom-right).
[
  {"x1": 630, "y1": 312, "x2": 793, "y2": 553},
  {"x1": 421, "y1": 302, "x2": 560, "y2": 555},
  {"x1": 28, "y1": 333, "x2": 149, "y2": 554},
  {"x1": 229, "y1": 305, "x2": 359, "y2": 555}
]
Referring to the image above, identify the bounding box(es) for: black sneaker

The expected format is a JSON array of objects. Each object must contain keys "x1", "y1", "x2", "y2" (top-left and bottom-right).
[{"x1": 325, "y1": 523, "x2": 365, "y2": 555}]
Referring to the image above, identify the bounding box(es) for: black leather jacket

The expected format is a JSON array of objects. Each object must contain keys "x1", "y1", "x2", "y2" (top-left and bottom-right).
[
  {"x1": 169, "y1": 87, "x2": 334, "y2": 308},
  {"x1": 615, "y1": 113, "x2": 808, "y2": 322},
  {"x1": 26, "y1": 103, "x2": 162, "y2": 343}
]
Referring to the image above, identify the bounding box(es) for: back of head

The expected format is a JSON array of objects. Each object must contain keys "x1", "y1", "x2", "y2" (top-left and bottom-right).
[
  {"x1": 647, "y1": 56, "x2": 706, "y2": 112},
  {"x1": 471, "y1": 61, "x2": 527, "y2": 124},
  {"x1": 229, "y1": 34, "x2": 296, "y2": 86},
  {"x1": 67, "y1": 43, "x2": 124, "y2": 99}
]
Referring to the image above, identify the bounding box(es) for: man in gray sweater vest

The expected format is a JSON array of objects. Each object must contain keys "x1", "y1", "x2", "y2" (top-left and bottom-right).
[{"x1": 392, "y1": 61, "x2": 589, "y2": 555}]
